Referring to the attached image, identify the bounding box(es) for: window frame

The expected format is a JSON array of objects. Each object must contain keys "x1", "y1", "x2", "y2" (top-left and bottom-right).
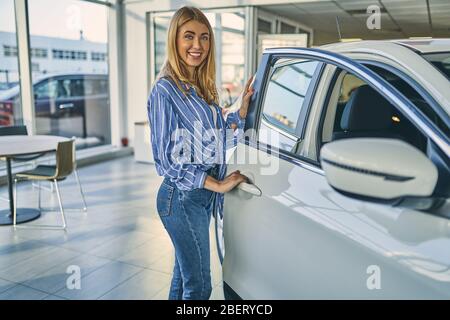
[{"x1": 258, "y1": 56, "x2": 323, "y2": 145}]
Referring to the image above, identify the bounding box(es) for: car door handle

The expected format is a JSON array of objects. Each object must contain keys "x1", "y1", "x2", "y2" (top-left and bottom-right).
[
  {"x1": 58, "y1": 103, "x2": 74, "y2": 109},
  {"x1": 237, "y1": 182, "x2": 262, "y2": 197}
]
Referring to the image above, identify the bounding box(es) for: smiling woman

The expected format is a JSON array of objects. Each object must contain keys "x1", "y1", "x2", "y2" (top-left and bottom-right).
[
  {"x1": 147, "y1": 6, "x2": 254, "y2": 300},
  {"x1": 159, "y1": 7, "x2": 219, "y2": 105},
  {"x1": 177, "y1": 21, "x2": 210, "y2": 73}
]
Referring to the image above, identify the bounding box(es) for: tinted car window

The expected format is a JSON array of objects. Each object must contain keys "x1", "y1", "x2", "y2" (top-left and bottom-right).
[
  {"x1": 325, "y1": 71, "x2": 427, "y2": 153},
  {"x1": 66, "y1": 79, "x2": 84, "y2": 97},
  {"x1": 84, "y1": 78, "x2": 108, "y2": 96},
  {"x1": 422, "y1": 52, "x2": 450, "y2": 81},
  {"x1": 34, "y1": 79, "x2": 59, "y2": 99},
  {"x1": 262, "y1": 60, "x2": 319, "y2": 135},
  {"x1": 258, "y1": 59, "x2": 320, "y2": 154},
  {"x1": 366, "y1": 64, "x2": 450, "y2": 139}
]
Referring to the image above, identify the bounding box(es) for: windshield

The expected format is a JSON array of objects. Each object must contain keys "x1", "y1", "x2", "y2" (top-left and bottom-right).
[{"x1": 422, "y1": 52, "x2": 450, "y2": 81}]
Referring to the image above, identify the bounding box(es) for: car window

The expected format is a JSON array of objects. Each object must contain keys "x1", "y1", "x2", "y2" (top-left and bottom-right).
[
  {"x1": 65, "y1": 79, "x2": 84, "y2": 97},
  {"x1": 258, "y1": 59, "x2": 320, "y2": 153},
  {"x1": 262, "y1": 60, "x2": 318, "y2": 134},
  {"x1": 422, "y1": 52, "x2": 450, "y2": 81},
  {"x1": 34, "y1": 81, "x2": 49, "y2": 99},
  {"x1": 34, "y1": 80, "x2": 59, "y2": 99},
  {"x1": 84, "y1": 78, "x2": 108, "y2": 96},
  {"x1": 366, "y1": 64, "x2": 450, "y2": 138},
  {"x1": 321, "y1": 70, "x2": 427, "y2": 154}
]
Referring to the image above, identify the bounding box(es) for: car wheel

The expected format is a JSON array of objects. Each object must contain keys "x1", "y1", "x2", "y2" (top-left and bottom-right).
[{"x1": 214, "y1": 211, "x2": 225, "y2": 264}]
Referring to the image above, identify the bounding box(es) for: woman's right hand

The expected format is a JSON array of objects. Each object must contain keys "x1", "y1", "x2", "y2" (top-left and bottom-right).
[{"x1": 216, "y1": 170, "x2": 248, "y2": 193}]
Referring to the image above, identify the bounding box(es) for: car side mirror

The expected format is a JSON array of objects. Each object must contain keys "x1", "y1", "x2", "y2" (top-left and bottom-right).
[{"x1": 320, "y1": 138, "x2": 438, "y2": 209}]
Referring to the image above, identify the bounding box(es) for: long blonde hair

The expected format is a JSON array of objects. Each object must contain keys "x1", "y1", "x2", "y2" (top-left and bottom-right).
[{"x1": 157, "y1": 6, "x2": 218, "y2": 105}]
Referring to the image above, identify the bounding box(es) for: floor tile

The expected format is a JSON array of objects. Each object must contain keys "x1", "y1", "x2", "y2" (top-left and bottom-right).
[
  {"x1": 0, "y1": 246, "x2": 80, "y2": 283},
  {"x1": 55, "y1": 261, "x2": 142, "y2": 300},
  {"x1": 99, "y1": 269, "x2": 171, "y2": 300},
  {"x1": 0, "y1": 284, "x2": 48, "y2": 300},
  {"x1": 0, "y1": 157, "x2": 224, "y2": 300},
  {"x1": 117, "y1": 237, "x2": 173, "y2": 268},
  {"x1": 88, "y1": 230, "x2": 156, "y2": 260},
  {"x1": 0, "y1": 278, "x2": 16, "y2": 293},
  {"x1": 23, "y1": 253, "x2": 111, "y2": 294}
]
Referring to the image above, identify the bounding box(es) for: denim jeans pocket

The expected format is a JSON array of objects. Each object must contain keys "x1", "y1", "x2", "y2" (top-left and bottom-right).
[
  {"x1": 180, "y1": 188, "x2": 213, "y2": 208},
  {"x1": 156, "y1": 182, "x2": 175, "y2": 217}
]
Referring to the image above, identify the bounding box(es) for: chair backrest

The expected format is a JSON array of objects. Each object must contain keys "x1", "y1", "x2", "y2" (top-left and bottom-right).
[
  {"x1": 54, "y1": 140, "x2": 75, "y2": 179},
  {"x1": 0, "y1": 125, "x2": 28, "y2": 136}
]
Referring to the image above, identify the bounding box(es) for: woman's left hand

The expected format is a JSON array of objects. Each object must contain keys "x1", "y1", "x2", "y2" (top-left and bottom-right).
[{"x1": 239, "y1": 75, "x2": 255, "y2": 119}]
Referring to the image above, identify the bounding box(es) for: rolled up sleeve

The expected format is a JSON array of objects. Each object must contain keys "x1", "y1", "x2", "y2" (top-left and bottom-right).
[
  {"x1": 225, "y1": 109, "x2": 246, "y2": 130},
  {"x1": 147, "y1": 89, "x2": 207, "y2": 191}
]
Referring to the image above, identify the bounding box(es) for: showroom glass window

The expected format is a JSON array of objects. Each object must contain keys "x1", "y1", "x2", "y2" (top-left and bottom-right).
[
  {"x1": 28, "y1": 0, "x2": 111, "y2": 148},
  {"x1": 0, "y1": 0, "x2": 23, "y2": 127},
  {"x1": 153, "y1": 10, "x2": 246, "y2": 107}
]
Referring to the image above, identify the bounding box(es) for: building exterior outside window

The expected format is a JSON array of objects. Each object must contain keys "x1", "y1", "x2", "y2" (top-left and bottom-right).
[
  {"x1": 0, "y1": 1, "x2": 23, "y2": 126},
  {"x1": 27, "y1": 0, "x2": 111, "y2": 148}
]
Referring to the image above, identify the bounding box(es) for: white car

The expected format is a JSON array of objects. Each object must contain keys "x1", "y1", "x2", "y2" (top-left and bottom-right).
[{"x1": 217, "y1": 39, "x2": 450, "y2": 299}]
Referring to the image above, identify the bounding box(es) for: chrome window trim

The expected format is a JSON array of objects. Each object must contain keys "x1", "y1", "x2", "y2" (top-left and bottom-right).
[{"x1": 261, "y1": 116, "x2": 299, "y2": 141}]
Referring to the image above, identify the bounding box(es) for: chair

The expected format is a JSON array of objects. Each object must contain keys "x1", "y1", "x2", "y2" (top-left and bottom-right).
[
  {"x1": 0, "y1": 125, "x2": 28, "y2": 136},
  {"x1": 13, "y1": 140, "x2": 79, "y2": 230},
  {"x1": 36, "y1": 144, "x2": 88, "y2": 212},
  {"x1": 0, "y1": 125, "x2": 46, "y2": 202}
]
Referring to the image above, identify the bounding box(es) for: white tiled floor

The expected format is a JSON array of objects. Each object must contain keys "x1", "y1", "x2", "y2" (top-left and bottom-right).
[{"x1": 0, "y1": 156, "x2": 224, "y2": 300}]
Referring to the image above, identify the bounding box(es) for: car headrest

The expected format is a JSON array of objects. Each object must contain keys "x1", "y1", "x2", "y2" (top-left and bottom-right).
[{"x1": 340, "y1": 85, "x2": 394, "y2": 131}]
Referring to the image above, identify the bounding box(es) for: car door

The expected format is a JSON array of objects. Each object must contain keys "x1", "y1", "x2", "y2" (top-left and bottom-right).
[
  {"x1": 55, "y1": 77, "x2": 87, "y2": 138},
  {"x1": 34, "y1": 78, "x2": 57, "y2": 135},
  {"x1": 34, "y1": 76, "x2": 85, "y2": 137},
  {"x1": 221, "y1": 48, "x2": 450, "y2": 299}
]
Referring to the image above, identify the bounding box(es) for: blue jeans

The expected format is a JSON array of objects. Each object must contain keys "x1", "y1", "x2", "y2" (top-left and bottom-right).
[{"x1": 156, "y1": 168, "x2": 218, "y2": 300}]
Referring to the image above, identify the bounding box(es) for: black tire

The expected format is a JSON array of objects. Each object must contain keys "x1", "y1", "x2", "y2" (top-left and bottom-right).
[{"x1": 223, "y1": 282, "x2": 242, "y2": 300}]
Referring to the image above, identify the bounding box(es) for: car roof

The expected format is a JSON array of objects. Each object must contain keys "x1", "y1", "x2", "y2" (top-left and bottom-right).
[
  {"x1": 33, "y1": 72, "x2": 108, "y2": 83},
  {"x1": 0, "y1": 73, "x2": 108, "y2": 100},
  {"x1": 391, "y1": 39, "x2": 450, "y2": 53},
  {"x1": 322, "y1": 39, "x2": 450, "y2": 54}
]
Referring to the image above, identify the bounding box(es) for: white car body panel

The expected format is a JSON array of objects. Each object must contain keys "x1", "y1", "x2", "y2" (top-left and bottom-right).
[
  {"x1": 225, "y1": 144, "x2": 450, "y2": 299},
  {"x1": 221, "y1": 40, "x2": 450, "y2": 299}
]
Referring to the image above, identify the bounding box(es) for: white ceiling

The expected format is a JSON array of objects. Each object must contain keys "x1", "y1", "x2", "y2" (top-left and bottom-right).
[{"x1": 262, "y1": 0, "x2": 450, "y2": 45}]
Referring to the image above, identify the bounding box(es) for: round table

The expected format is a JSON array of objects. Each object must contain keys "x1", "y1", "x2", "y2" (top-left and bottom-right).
[{"x1": 0, "y1": 135, "x2": 70, "y2": 225}]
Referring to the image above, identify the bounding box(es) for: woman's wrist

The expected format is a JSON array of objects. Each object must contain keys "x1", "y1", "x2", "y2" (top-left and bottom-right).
[
  {"x1": 239, "y1": 108, "x2": 247, "y2": 120},
  {"x1": 203, "y1": 175, "x2": 222, "y2": 193}
]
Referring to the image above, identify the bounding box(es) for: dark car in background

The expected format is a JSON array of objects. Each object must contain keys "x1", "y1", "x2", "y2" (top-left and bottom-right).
[{"x1": 0, "y1": 73, "x2": 111, "y2": 146}]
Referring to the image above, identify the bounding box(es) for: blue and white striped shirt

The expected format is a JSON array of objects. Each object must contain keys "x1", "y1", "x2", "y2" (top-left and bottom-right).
[{"x1": 147, "y1": 77, "x2": 245, "y2": 216}]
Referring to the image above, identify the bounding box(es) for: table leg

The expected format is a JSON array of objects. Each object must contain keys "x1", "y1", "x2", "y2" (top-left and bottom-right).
[
  {"x1": 6, "y1": 158, "x2": 14, "y2": 216},
  {"x1": 0, "y1": 157, "x2": 41, "y2": 225}
]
